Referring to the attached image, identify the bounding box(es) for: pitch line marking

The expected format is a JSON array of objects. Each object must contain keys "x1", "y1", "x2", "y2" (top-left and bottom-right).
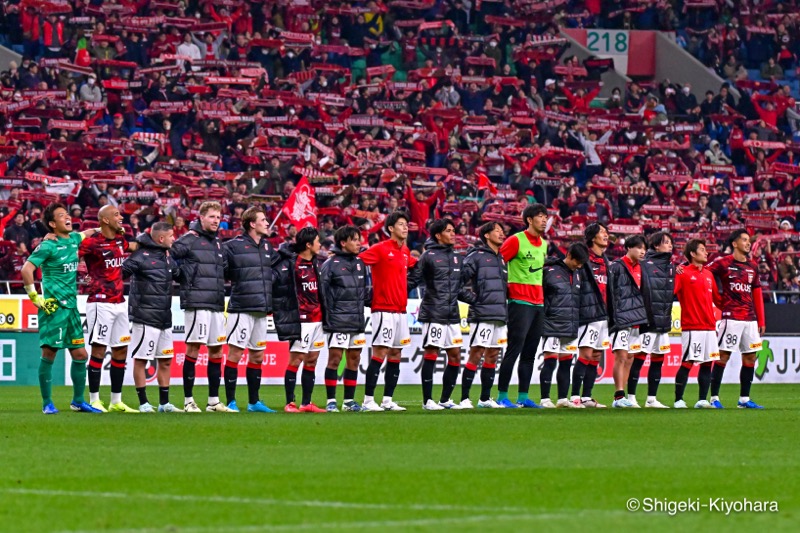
[{"x1": 3, "y1": 487, "x2": 533, "y2": 513}]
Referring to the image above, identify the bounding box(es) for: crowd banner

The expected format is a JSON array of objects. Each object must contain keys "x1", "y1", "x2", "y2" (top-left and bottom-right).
[{"x1": 0, "y1": 296, "x2": 797, "y2": 386}]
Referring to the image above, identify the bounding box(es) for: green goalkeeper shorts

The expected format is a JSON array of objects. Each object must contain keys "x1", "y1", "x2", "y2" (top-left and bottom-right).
[{"x1": 39, "y1": 306, "x2": 85, "y2": 350}]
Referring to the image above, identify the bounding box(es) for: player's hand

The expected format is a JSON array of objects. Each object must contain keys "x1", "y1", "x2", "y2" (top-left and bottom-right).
[
  {"x1": 675, "y1": 264, "x2": 685, "y2": 275},
  {"x1": 43, "y1": 233, "x2": 57, "y2": 242},
  {"x1": 759, "y1": 326, "x2": 766, "y2": 336},
  {"x1": 29, "y1": 293, "x2": 59, "y2": 315}
]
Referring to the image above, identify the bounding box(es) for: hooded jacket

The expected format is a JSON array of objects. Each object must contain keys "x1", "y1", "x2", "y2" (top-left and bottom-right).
[
  {"x1": 122, "y1": 233, "x2": 181, "y2": 330},
  {"x1": 640, "y1": 250, "x2": 675, "y2": 334},
  {"x1": 223, "y1": 232, "x2": 274, "y2": 314},
  {"x1": 458, "y1": 243, "x2": 508, "y2": 323},
  {"x1": 171, "y1": 219, "x2": 225, "y2": 311},
  {"x1": 542, "y1": 257, "x2": 582, "y2": 338},
  {"x1": 271, "y1": 244, "x2": 324, "y2": 342},
  {"x1": 408, "y1": 238, "x2": 462, "y2": 324},
  {"x1": 607, "y1": 258, "x2": 648, "y2": 332},
  {"x1": 579, "y1": 251, "x2": 609, "y2": 326},
  {"x1": 319, "y1": 246, "x2": 369, "y2": 334}
]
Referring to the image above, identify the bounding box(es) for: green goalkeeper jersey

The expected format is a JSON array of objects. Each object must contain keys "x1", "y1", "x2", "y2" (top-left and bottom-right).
[{"x1": 27, "y1": 232, "x2": 83, "y2": 309}]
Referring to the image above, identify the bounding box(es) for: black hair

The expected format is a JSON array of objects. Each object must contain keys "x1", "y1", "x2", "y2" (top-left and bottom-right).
[
  {"x1": 648, "y1": 231, "x2": 673, "y2": 250},
  {"x1": 584, "y1": 222, "x2": 608, "y2": 247},
  {"x1": 478, "y1": 221, "x2": 501, "y2": 245},
  {"x1": 567, "y1": 242, "x2": 589, "y2": 263},
  {"x1": 294, "y1": 227, "x2": 319, "y2": 254},
  {"x1": 684, "y1": 238, "x2": 706, "y2": 262},
  {"x1": 625, "y1": 234, "x2": 647, "y2": 250},
  {"x1": 522, "y1": 204, "x2": 547, "y2": 226},
  {"x1": 43, "y1": 202, "x2": 68, "y2": 233},
  {"x1": 384, "y1": 210, "x2": 410, "y2": 231},
  {"x1": 728, "y1": 228, "x2": 750, "y2": 248},
  {"x1": 429, "y1": 218, "x2": 455, "y2": 242},
  {"x1": 334, "y1": 225, "x2": 360, "y2": 249}
]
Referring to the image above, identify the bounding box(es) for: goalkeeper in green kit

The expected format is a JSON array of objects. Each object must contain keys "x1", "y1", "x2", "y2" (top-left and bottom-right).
[{"x1": 21, "y1": 203, "x2": 104, "y2": 414}]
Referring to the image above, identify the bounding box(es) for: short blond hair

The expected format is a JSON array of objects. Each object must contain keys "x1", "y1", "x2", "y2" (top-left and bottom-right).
[{"x1": 199, "y1": 201, "x2": 222, "y2": 215}]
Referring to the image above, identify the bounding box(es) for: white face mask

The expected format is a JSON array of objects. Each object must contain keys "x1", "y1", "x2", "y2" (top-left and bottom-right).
[
  {"x1": 88, "y1": 78, "x2": 95, "y2": 86},
  {"x1": 287, "y1": 52, "x2": 295, "y2": 58},
  {"x1": 682, "y1": 87, "x2": 691, "y2": 95},
  {"x1": 320, "y1": 80, "x2": 327, "y2": 87},
  {"x1": 612, "y1": 94, "x2": 620, "y2": 100},
  {"x1": 627, "y1": 198, "x2": 636, "y2": 207},
  {"x1": 489, "y1": 41, "x2": 497, "y2": 47}
]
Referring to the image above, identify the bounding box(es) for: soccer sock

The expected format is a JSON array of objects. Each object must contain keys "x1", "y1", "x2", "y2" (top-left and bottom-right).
[
  {"x1": 710, "y1": 361, "x2": 727, "y2": 398},
  {"x1": 71, "y1": 360, "x2": 87, "y2": 404},
  {"x1": 87, "y1": 356, "x2": 104, "y2": 401},
  {"x1": 38, "y1": 357, "x2": 54, "y2": 408},
  {"x1": 159, "y1": 387, "x2": 170, "y2": 406},
  {"x1": 246, "y1": 362, "x2": 261, "y2": 405},
  {"x1": 698, "y1": 362, "x2": 713, "y2": 401},
  {"x1": 740, "y1": 361, "x2": 755, "y2": 399},
  {"x1": 136, "y1": 386, "x2": 149, "y2": 406},
  {"x1": 324, "y1": 367, "x2": 338, "y2": 403},
  {"x1": 571, "y1": 357, "x2": 589, "y2": 398},
  {"x1": 461, "y1": 362, "x2": 477, "y2": 401},
  {"x1": 439, "y1": 361, "x2": 460, "y2": 403},
  {"x1": 517, "y1": 352, "x2": 535, "y2": 395},
  {"x1": 556, "y1": 357, "x2": 572, "y2": 400},
  {"x1": 627, "y1": 356, "x2": 646, "y2": 396},
  {"x1": 583, "y1": 360, "x2": 599, "y2": 398},
  {"x1": 384, "y1": 360, "x2": 401, "y2": 398},
  {"x1": 301, "y1": 365, "x2": 316, "y2": 406},
  {"x1": 224, "y1": 359, "x2": 238, "y2": 405},
  {"x1": 364, "y1": 356, "x2": 382, "y2": 398},
  {"x1": 183, "y1": 355, "x2": 197, "y2": 399},
  {"x1": 539, "y1": 357, "x2": 557, "y2": 400},
  {"x1": 109, "y1": 359, "x2": 125, "y2": 404},
  {"x1": 647, "y1": 358, "x2": 664, "y2": 397},
  {"x1": 284, "y1": 364, "x2": 298, "y2": 404},
  {"x1": 421, "y1": 356, "x2": 436, "y2": 403},
  {"x1": 207, "y1": 358, "x2": 222, "y2": 402},
  {"x1": 343, "y1": 369, "x2": 358, "y2": 401},
  {"x1": 479, "y1": 362, "x2": 496, "y2": 402},
  {"x1": 675, "y1": 363, "x2": 692, "y2": 402}
]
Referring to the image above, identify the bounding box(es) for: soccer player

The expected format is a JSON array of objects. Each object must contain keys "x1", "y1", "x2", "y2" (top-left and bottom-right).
[
  {"x1": 408, "y1": 218, "x2": 464, "y2": 410},
  {"x1": 358, "y1": 211, "x2": 417, "y2": 412},
  {"x1": 632, "y1": 231, "x2": 675, "y2": 409},
  {"x1": 571, "y1": 223, "x2": 610, "y2": 408},
  {"x1": 537, "y1": 242, "x2": 589, "y2": 408},
  {"x1": 319, "y1": 225, "x2": 369, "y2": 412},
  {"x1": 222, "y1": 207, "x2": 276, "y2": 413},
  {"x1": 80, "y1": 205, "x2": 138, "y2": 413},
  {"x1": 458, "y1": 222, "x2": 508, "y2": 409},
  {"x1": 122, "y1": 222, "x2": 183, "y2": 413},
  {"x1": 608, "y1": 235, "x2": 648, "y2": 408},
  {"x1": 707, "y1": 230, "x2": 766, "y2": 409},
  {"x1": 273, "y1": 227, "x2": 327, "y2": 413},
  {"x1": 21, "y1": 202, "x2": 103, "y2": 414},
  {"x1": 497, "y1": 204, "x2": 549, "y2": 409},
  {"x1": 172, "y1": 201, "x2": 230, "y2": 413},
  {"x1": 673, "y1": 238, "x2": 721, "y2": 409}
]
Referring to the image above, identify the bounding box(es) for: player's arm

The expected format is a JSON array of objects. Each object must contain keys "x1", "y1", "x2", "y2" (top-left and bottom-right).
[
  {"x1": 358, "y1": 243, "x2": 381, "y2": 265},
  {"x1": 78, "y1": 226, "x2": 103, "y2": 241},
  {"x1": 710, "y1": 276, "x2": 723, "y2": 309},
  {"x1": 406, "y1": 252, "x2": 425, "y2": 290},
  {"x1": 753, "y1": 286, "x2": 766, "y2": 334},
  {"x1": 499, "y1": 234, "x2": 519, "y2": 263},
  {"x1": 121, "y1": 250, "x2": 140, "y2": 280},
  {"x1": 22, "y1": 257, "x2": 58, "y2": 314},
  {"x1": 457, "y1": 254, "x2": 477, "y2": 305}
]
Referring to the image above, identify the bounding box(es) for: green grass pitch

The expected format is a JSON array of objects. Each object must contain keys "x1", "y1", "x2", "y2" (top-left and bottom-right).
[{"x1": 0, "y1": 384, "x2": 798, "y2": 532}]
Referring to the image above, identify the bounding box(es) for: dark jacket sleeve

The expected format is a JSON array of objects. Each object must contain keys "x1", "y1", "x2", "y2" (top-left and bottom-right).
[
  {"x1": 606, "y1": 262, "x2": 618, "y2": 331},
  {"x1": 319, "y1": 258, "x2": 334, "y2": 316},
  {"x1": 122, "y1": 251, "x2": 139, "y2": 280},
  {"x1": 407, "y1": 255, "x2": 425, "y2": 290},
  {"x1": 458, "y1": 253, "x2": 478, "y2": 305}
]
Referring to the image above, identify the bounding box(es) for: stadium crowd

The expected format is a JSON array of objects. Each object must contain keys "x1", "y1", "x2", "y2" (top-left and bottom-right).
[{"x1": 1, "y1": 0, "x2": 800, "y2": 301}]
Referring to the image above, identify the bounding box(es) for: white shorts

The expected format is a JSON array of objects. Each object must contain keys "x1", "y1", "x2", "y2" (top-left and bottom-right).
[
  {"x1": 640, "y1": 331, "x2": 671, "y2": 355},
  {"x1": 327, "y1": 332, "x2": 367, "y2": 350},
  {"x1": 130, "y1": 323, "x2": 174, "y2": 360},
  {"x1": 290, "y1": 322, "x2": 326, "y2": 353},
  {"x1": 577, "y1": 320, "x2": 610, "y2": 350},
  {"x1": 86, "y1": 302, "x2": 130, "y2": 348},
  {"x1": 611, "y1": 327, "x2": 641, "y2": 353},
  {"x1": 716, "y1": 319, "x2": 763, "y2": 354},
  {"x1": 185, "y1": 309, "x2": 226, "y2": 346},
  {"x1": 681, "y1": 330, "x2": 721, "y2": 363},
  {"x1": 226, "y1": 312, "x2": 269, "y2": 351},
  {"x1": 371, "y1": 312, "x2": 411, "y2": 349},
  {"x1": 467, "y1": 321, "x2": 508, "y2": 348},
  {"x1": 536, "y1": 336, "x2": 578, "y2": 356},
  {"x1": 421, "y1": 322, "x2": 463, "y2": 349}
]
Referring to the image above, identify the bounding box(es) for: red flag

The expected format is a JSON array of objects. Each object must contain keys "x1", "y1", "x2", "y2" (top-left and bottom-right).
[
  {"x1": 477, "y1": 172, "x2": 497, "y2": 195},
  {"x1": 281, "y1": 176, "x2": 318, "y2": 230}
]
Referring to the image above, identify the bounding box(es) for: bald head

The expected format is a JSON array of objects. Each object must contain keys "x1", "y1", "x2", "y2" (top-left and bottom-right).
[{"x1": 98, "y1": 205, "x2": 123, "y2": 234}]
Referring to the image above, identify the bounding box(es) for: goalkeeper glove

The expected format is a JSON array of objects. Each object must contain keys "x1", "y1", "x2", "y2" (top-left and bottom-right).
[{"x1": 25, "y1": 285, "x2": 59, "y2": 315}]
